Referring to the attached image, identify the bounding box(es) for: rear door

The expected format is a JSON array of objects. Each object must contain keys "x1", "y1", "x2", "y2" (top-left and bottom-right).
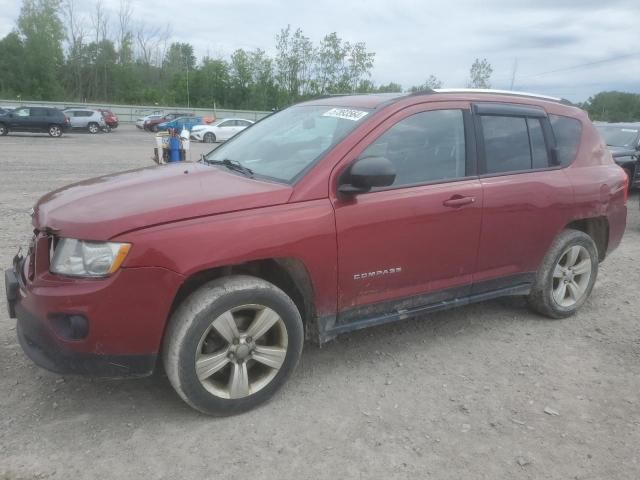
[
  {"x1": 333, "y1": 102, "x2": 483, "y2": 324},
  {"x1": 30, "y1": 108, "x2": 49, "y2": 130},
  {"x1": 472, "y1": 103, "x2": 574, "y2": 293}
]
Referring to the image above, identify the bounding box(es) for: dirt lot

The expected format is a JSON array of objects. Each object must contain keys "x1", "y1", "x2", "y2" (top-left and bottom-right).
[{"x1": 1, "y1": 126, "x2": 639, "y2": 479}]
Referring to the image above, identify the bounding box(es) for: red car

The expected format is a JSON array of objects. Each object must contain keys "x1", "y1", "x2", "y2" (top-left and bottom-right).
[
  {"x1": 98, "y1": 109, "x2": 118, "y2": 129},
  {"x1": 144, "y1": 112, "x2": 193, "y2": 132},
  {"x1": 5, "y1": 89, "x2": 628, "y2": 415}
]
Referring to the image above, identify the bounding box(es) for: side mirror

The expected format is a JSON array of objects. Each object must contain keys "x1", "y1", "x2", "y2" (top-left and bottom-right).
[{"x1": 339, "y1": 156, "x2": 396, "y2": 194}]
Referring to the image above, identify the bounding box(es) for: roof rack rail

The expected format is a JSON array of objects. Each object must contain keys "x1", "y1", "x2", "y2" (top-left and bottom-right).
[{"x1": 410, "y1": 88, "x2": 574, "y2": 106}]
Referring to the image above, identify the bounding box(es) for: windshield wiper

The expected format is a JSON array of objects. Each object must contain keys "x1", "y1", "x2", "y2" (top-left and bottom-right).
[{"x1": 204, "y1": 158, "x2": 254, "y2": 177}]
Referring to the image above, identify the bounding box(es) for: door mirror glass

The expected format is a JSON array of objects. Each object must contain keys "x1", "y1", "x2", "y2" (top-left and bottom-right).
[{"x1": 339, "y1": 156, "x2": 396, "y2": 194}]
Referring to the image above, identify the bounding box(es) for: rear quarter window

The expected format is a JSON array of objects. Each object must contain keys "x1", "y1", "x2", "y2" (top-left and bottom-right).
[{"x1": 549, "y1": 114, "x2": 582, "y2": 166}]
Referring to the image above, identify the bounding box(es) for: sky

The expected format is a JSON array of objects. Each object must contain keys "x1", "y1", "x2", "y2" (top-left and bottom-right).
[{"x1": 0, "y1": 0, "x2": 638, "y2": 102}]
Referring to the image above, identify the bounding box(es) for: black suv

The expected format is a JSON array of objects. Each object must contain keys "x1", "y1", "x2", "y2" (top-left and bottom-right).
[
  {"x1": 595, "y1": 122, "x2": 640, "y2": 189},
  {"x1": 0, "y1": 106, "x2": 69, "y2": 137}
]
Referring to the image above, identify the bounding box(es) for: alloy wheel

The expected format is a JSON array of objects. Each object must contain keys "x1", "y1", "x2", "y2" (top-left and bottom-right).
[
  {"x1": 49, "y1": 125, "x2": 61, "y2": 137},
  {"x1": 551, "y1": 245, "x2": 592, "y2": 307},
  {"x1": 195, "y1": 304, "x2": 288, "y2": 399}
]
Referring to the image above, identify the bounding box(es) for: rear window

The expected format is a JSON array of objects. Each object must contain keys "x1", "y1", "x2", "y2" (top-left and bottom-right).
[{"x1": 549, "y1": 114, "x2": 582, "y2": 166}]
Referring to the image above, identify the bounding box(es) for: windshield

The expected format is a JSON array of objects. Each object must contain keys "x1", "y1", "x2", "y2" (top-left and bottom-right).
[
  {"x1": 204, "y1": 105, "x2": 372, "y2": 183},
  {"x1": 595, "y1": 125, "x2": 639, "y2": 148}
]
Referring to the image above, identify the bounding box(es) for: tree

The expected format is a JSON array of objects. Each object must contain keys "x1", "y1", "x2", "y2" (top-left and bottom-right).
[
  {"x1": 409, "y1": 74, "x2": 443, "y2": 92},
  {"x1": 468, "y1": 58, "x2": 493, "y2": 89},
  {"x1": 17, "y1": 0, "x2": 65, "y2": 99},
  {"x1": 583, "y1": 91, "x2": 640, "y2": 122},
  {"x1": 0, "y1": 32, "x2": 26, "y2": 97}
]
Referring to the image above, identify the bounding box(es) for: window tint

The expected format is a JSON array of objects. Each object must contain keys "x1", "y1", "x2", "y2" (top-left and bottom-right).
[
  {"x1": 549, "y1": 114, "x2": 582, "y2": 166},
  {"x1": 481, "y1": 116, "x2": 531, "y2": 174},
  {"x1": 528, "y1": 118, "x2": 549, "y2": 169},
  {"x1": 31, "y1": 108, "x2": 47, "y2": 116},
  {"x1": 361, "y1": 109, "x2": 466, "y2": 188},
  {"x1": 238, "y1": 120, "x2": 251, "y2": 127},
  {"x1": 220, "y1": 121, "x2": 234, "y2": 127}
]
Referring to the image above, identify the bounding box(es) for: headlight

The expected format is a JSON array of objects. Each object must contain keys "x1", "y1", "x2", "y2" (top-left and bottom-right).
[{"x1": 50, "y1": 238, "x2": 131, "y2": 278}]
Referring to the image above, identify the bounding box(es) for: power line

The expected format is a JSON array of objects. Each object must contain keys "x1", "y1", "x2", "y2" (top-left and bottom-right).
[{"x1": 526, "y1": 53, "x2": 640, "y2": 78}]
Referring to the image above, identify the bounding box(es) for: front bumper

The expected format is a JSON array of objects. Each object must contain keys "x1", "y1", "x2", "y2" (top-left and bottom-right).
[
  {"x1": 5, "y1": 249, "x2": 184, "y2": 378},
  {"x1": 190, "y1": 131, "x2": 204, "y2": 141}
]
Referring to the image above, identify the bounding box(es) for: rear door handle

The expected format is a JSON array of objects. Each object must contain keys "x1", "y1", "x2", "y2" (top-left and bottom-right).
[{"x1": 443, "y1": 195, "x2": 475, "y2": 208}]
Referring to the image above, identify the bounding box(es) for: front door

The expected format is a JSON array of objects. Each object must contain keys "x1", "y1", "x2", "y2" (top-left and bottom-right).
[
  {"x1": 332, "y1": 103, "x2": 483, "y2": 324},
  {"x1": 9, "y1": 107, "x2": 31, "y2": 131}
]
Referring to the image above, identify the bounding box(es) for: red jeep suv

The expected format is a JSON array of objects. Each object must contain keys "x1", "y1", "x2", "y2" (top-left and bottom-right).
[{"x1": 5, "y1": 89, "x2": 628, "y2": 415}]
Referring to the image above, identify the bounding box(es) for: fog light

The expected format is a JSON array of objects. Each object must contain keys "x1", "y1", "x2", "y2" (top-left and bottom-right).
[{"x1": 49, "y1": 314, "x2": 89, "y2": 340}]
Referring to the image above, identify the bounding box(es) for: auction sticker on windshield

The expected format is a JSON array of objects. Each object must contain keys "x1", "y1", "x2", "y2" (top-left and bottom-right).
[{"x1": 322, "y1": 108, "x2": 369, "y2": 121}]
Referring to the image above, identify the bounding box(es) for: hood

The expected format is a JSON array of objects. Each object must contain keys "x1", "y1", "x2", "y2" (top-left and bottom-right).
[{"x1": 33, "y1": 163, "x2": 293, "y2": 240}]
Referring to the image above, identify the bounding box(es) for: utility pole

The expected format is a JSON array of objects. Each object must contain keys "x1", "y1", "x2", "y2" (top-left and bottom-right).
[
  {"x1": 186, "y1": 59, "x2": 190, "y2": 109},
  {"x1": 509, "y1": 58, "x2": 518, "y2": 90}
]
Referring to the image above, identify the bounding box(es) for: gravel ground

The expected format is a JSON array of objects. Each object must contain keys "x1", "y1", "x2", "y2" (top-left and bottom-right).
[{"x1": 1, "y1": 126, "x2": 639, "y2": 479}]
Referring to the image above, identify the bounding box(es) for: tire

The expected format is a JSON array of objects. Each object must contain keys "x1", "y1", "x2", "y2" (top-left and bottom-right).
[
  {"x1": 101, "y1": 125, "x2": 111, "y2": 133},
  {"x1": 203, "y1": 132, "x2": 216, "y2": 143},
  {"x1": 88, "y1": 122, "x2": 99, "y2": 134},
  {"x1": 48, "y1": 124, "x2": 62, "y2": 138},
  {"x1": 152, "y1": 125, "x2": 159, "y2": 132},
  {"x1": 163, "y1": 275, "x2": 304, "y2": 416},
  {"x1": 528, "y1": 229, "x2": 598, "y2": 319},
  {"x1": 0, "y1": 123, "x2": 7, "y2": 136}
]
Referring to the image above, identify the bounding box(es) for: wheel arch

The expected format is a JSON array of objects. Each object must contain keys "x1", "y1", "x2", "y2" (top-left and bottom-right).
[
  {"x1": 564, "y1": 216, "x2": 609, "y2": 261},
  {"x1": 166, "y1": 257, "x2": 317, "y2": 343}
]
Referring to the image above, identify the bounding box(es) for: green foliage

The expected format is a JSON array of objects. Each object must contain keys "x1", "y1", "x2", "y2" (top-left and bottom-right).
[
  {"x1": 17, "y1": 0, "x2": 65, "y2": 99},
  {"x1": 468, "y1": 58, "x2": 493, "y2": 89},
  {"x1": 582, "y1": 91, "x2": 640, "y2": 122},
  {"x1": 409, "y1": 75, "x2": 443, "y2": 92}
]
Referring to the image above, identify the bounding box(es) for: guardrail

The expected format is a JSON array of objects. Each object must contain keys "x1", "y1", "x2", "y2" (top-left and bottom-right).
[{"x1": 0, "y1": 99, "x2": 272, "y2": 124}]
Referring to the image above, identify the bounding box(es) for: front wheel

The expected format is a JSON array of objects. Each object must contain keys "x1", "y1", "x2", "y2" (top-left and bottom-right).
[
  {"x1": 0, "y1": 123, "x2": 8, "y2": 136},
  {"x1": 203, "y1": 132, "x2": 216, "y2": 143},
  {"x1": 101, "y1": 125, "x2": 111, "y2": 133},
  {"x1": 163, "y1": 275, "x2": 304, "y2": 416},
  {"x1": 528, "y1": 229, "x2": 598, "y2": 319},
  {"x1": 48, "y1": 124, "x2": 62, "y2": 137}
]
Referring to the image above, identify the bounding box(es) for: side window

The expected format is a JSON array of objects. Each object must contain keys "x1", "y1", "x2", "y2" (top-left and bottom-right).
[
  {"x1": 31, "y1": 108, "x2": 46, "y2": 116},
  {"x1": 481, "y1": 116, "x2": 531, "y2": 173},
  {"x1": 220, "y1": 121, "x2": 233, "y2": 128},
  {"x1": 528, "y1": 118, "x2": 549, "y2": 169},
  {"x1": 549, "y1": 114, "x2": 582, "y2": 166},
  {"x1": 238, "y1": 120, "x2": 251, "y2": 127},
  {"x1": 15, "y1": 108, "x2": 30, "y2": 117},
  {"x1": 360, "y1": 109, "x2": 467, "y2": 188}
]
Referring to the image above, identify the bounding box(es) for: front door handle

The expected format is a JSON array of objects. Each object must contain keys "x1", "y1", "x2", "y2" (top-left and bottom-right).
[{"x1": 443, "y1": 195, "x2": 475, "y2": 208}]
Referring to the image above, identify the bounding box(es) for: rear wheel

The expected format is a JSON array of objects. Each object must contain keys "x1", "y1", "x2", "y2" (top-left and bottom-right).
[
  {"x1": 88, "y1": 122, "x2": 99, "y2": 134},
  {"x1": 152, "y1": 125, "x2": 159, "y2": 132},
  {"x1": 163, "y1": 275, "x2": 304, "y2": 416},
  {"x1": 528, "y1": 229, "x2": 598, "y2": 318},
  {"x1": 203, "y1": 132, "x2": 216, "y2": 143},
  {"x1": 0, "y1": 123, "x2": 7, "y2": 136},
  {"x1": 48, "y1": 124, "x2": 62, "y2": 137}
]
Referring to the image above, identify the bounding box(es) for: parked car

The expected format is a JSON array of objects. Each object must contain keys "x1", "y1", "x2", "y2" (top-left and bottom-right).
[
  {"x1": 63, "y1": 108, "x2": 107, "y2": 134},
  {"x1": 136, "y1": 113, "x2": 163, "y2": 129},
  {"x1": 156, "y1": 115, "x2": 204, "y2": 132},
  {"x1": 145, "y1": 112, "x2": 194, "y2": 132},
  {"x1": 99, "y1": 109, "x2": 119, "y2": 130},
  {"x1": 594, "y1": 122, "x2": 640, "y2": 189},
  {"x1": 0, "y1": 106, "x2": 69, "y2": 137},
  {"x1": 190, "y1": 118, "x2": 254, "y2": 143},
  {"x1": 5, "y1": 89, "x2": 628, "y2": 416}
]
